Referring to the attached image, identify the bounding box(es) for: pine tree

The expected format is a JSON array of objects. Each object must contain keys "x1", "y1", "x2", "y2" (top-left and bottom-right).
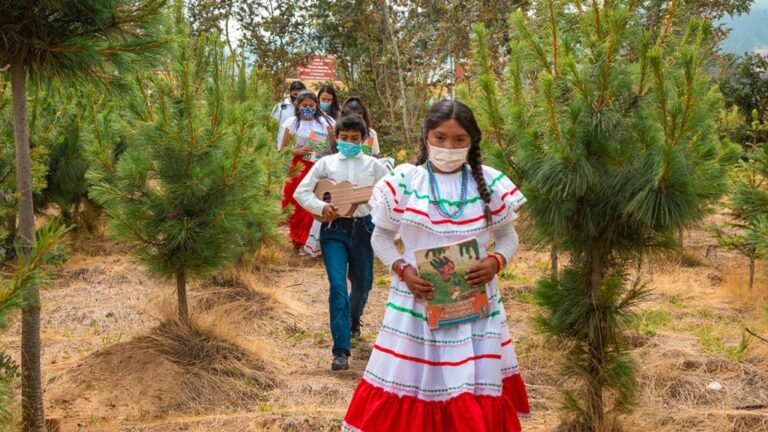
[
  {"x1": 462, "y1": 22, "x2": 563, "y2": 277},
  {"x1": 710, "y1": 108, "x2": 768, "y2": 290},
  {"x1": 89, "y1": 7, "x2": 281, "y2": 320},
  {"x1": 0, "y1": 79, "x2": 70, "y2": 259},
  {"x1": 0, "y1": 2, "x2": 165, "y2": 429},
  {"x1": 712, "y1": 144, "x2": 768, "y2": 290},
  {"x1": 36, "y1": 85, "x2": 93, "y2": 230},
  {"x1": 0, "y1": 224, "x2": 67, "y2": 426},
  {"x1": 468, "y1": 1, "x2": 736, "y2": 429}
]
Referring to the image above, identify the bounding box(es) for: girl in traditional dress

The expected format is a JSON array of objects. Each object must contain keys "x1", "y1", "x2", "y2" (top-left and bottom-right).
[
  {"x1": 343, "y1": 100, "x2": 530, "y2": 431},
  {"x1": 278, "y1": 90, "x2": 335, "y2": 252}
]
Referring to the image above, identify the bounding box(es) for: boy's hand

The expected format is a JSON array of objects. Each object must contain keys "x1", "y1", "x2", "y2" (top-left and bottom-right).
[{"x1": 321, "y1": 204, "x2": 340, "y2": 222}]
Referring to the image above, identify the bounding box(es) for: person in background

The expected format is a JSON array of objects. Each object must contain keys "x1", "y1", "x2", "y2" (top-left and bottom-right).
[
  {"x1": 303, "y1": 84, "x2": 342, "y2": 258},
  {"x1": 341, "y1": 96, "x2": 380, "y2": 157},
  {"x1": 317, "y1": 84, "x2": 341, "y2": 120},
  {"x1": 294, "y1": 115, "x2": 389, "y2": 371},
  {"x1": 278, "y1": 90, "x2": 335, "y2": 253},
  {"x1": 272, "y1": 80, "x2": 306, "y2": 135}
]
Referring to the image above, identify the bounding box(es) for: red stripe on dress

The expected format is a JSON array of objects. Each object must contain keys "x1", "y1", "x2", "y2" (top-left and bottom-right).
[
  {"x1": 499, "y1": 188, "x2": 519, "y2": 201},
  {"x1": 384, "y1": 181, "x2": 522, "y2": 225},
  {"x1": 384, "y1": 180, "x2": 398, "y2": 200},
  {"x1": 501, "y1": 339, "x2": 512, "y2": 347},
  {"x1": 393, "y1": 204, "x2": 505, "y2": 225},
  {"x1": 374, "y1": 344, "x2": 501, "y2": 366}
]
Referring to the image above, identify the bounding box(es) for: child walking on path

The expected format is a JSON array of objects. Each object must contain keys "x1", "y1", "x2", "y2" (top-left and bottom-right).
[
  {"x1": 294, "y1": 115, "x2": 389, "y2": 371},
  {"x1": 278, "y1": 90, "x2": 335, "y2": 252},
  {"x1": 343, "y1": 100, "x2": 531, "y2": 431}
]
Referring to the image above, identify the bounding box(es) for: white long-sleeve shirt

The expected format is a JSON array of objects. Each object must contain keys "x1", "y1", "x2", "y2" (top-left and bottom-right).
[
  {"x1": 271, "y1": 97, "x2": 295, "y2": 126},
  {"x1": 294, "y1": 152, "x2": 389, "y2": 218}
]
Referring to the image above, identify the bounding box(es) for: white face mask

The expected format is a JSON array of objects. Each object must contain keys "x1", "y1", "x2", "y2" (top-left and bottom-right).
[{"x1": 428, "y1": 142, "x2": 469, "y2": 172}]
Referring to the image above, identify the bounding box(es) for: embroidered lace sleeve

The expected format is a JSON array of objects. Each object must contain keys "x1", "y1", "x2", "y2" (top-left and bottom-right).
[
  {"x1": 493, "y1": 222, "x2": 520, "y2": 264},
  {"x1": 371, "y1": 225, "x2": 401, "y2": 268},
  {"x1": 369, "y1": 164, "x2": 416, "y2": 231},
  {"x1": 483, "y1": 165, "x2": 526, "y2": 226}
]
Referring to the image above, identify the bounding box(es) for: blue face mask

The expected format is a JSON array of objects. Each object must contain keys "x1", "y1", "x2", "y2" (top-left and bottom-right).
[
  {"x1": 319, "y1": 101, "x2": 332, "y2": 112},
  {"x1": 337, "y1": 140, "x2": 362, "y2": 158},
  {"x1": 299, "y1": 107, "x2": 316, "y2": 119}
]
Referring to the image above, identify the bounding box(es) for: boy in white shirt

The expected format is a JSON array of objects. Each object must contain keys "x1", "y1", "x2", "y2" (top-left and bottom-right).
[
  {"x1": 294, "y1": 115, "x2": 389, "y2": 371},
  {"x1": 271, "y1": 80, "x2": 306, "y2": 128}
]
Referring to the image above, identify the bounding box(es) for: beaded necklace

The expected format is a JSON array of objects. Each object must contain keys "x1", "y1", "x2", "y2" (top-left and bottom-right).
[{"x1": 426, "y1": 159, "x2": 469, "y2": 219}]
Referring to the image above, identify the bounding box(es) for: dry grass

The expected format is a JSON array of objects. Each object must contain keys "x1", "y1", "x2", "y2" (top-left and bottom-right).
[
  {"x1": 136, "y1": 305, "x2": 282, "y2": 412},
  {"x1": 194, "y1": 268, "x2": 303, "y2": 322},
  {"x1": 620, "y1": 242, "x2": 768, "y2": 432}
]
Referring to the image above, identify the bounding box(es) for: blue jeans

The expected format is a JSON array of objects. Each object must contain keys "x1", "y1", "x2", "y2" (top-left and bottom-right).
[{"x1": 320, "y1": 216, "x2": 375, "y2": 356}]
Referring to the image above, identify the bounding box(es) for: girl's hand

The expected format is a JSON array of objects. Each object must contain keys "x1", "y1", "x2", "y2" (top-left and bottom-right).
[
  {"x1": 465, "y1": 257, "x2": 499, "y2": 287},
  {"x1": 402, "y1": 266, "x2": 435, "y2": 300},
  {"x1": 292, "y1": 147, "x2": 312, "y2": 157}
]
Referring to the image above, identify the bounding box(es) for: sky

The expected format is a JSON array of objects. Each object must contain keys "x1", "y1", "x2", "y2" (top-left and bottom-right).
[{"x1": 720, "y1": 0, "x2": 768, "y2": 53}]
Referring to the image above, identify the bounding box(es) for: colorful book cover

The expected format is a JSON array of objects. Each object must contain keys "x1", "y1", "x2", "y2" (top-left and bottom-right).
[
  {"x1": 414, "y1": 237, "x2": 491, "y2": 330},
  {"x1": 362, "y1": 136, "x2": 375, "y2": 155},
  {"x1": 303, "y1": 130, "x2": 328, "y2": 162}
]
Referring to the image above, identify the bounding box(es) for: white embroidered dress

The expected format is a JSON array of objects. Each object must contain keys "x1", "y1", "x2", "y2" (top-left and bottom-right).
[{"x1": 343, "y1": 163, "x2": 531, "y2": 432}]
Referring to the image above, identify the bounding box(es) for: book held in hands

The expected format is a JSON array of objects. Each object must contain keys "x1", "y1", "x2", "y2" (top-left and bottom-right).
[{"x1": 414, "y1": 237, "x2": 492, "y2": 330}]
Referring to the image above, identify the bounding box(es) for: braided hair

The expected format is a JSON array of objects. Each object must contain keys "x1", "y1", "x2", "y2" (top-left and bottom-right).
[{"x1": 416, "y1": 100, "x2": 493, "y2": 226}]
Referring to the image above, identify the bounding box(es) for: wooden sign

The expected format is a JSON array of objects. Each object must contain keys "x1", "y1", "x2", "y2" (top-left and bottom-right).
[{"x1": 296, "y1": 55, "x2": 338, "y2": 81}]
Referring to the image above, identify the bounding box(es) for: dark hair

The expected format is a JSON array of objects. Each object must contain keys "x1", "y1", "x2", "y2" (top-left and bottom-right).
[
  {"x1": 341, "y1": 96, "x2": 372, "y2": 131},
  {"x1": 293, "y1": 90, "x2": 333, "y2": 129},
  {"x1": 317, "y1": 84, "x2": 341, "y2": 119},
  {"x1": 335, "y1": 115, "x2": 369, "y2": 140},
  {"x1": 416, "y1": 100, "x2": 493, "y2": 225},
  {"x1": 289, "y1": 81, "x2": 306, "y2": 92}
]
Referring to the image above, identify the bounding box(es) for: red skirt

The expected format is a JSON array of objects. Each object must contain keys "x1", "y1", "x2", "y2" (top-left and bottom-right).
[
  {"x1": 343, "y1": 375, "x2": 530, "y2": 432},
  {"x1": 282, "y1": 155, "x2": 315, "y2": 249}
]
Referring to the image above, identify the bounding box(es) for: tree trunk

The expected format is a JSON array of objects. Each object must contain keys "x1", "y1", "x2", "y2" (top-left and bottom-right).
[
  {"x1": 11, "y1": 62, "x2": 45, "y2": 432},
  {"x1": 4, "y1": 214, "x2": 16, "y2": 251},
  {"x1": 176, "y1": 269, "x2": 188, "y2": 319},
  {"x1": 587, "y1": 247, "x2": 605, "y2": 431},
  {"x1": 381, "y1": 0, "x2": 411, "y2": 145},
  {"x1": 551, "y1": 245, "x2": 558, "y2": 279},
  {"x1": 749, "y1": 257, "x2": 755, "y2": 292}
]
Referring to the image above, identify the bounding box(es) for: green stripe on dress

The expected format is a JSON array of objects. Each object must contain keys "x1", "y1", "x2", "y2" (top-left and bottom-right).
[
  {"x1": 380, "y1": 323, "x2": 503, "y2": 345},
  {"x1": 386, "y1": 302, "x2": 501, "y2": 320},
  {"x1": 393, "y1": 172, "x2": 507, "y2": 208},
  {"x1": 364, "y1": 369, "x2": 502, "y2": 394}
]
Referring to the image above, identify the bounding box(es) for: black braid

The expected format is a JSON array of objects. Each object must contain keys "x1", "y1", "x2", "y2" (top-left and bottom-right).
[{"x1": 468, "y1": 143, "x2": 493, "y2": 226}]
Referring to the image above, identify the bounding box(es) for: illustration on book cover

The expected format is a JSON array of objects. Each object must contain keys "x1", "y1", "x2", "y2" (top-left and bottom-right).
[{"x1": 415, "y1": 237, "x2": 491, "y2": 330}]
